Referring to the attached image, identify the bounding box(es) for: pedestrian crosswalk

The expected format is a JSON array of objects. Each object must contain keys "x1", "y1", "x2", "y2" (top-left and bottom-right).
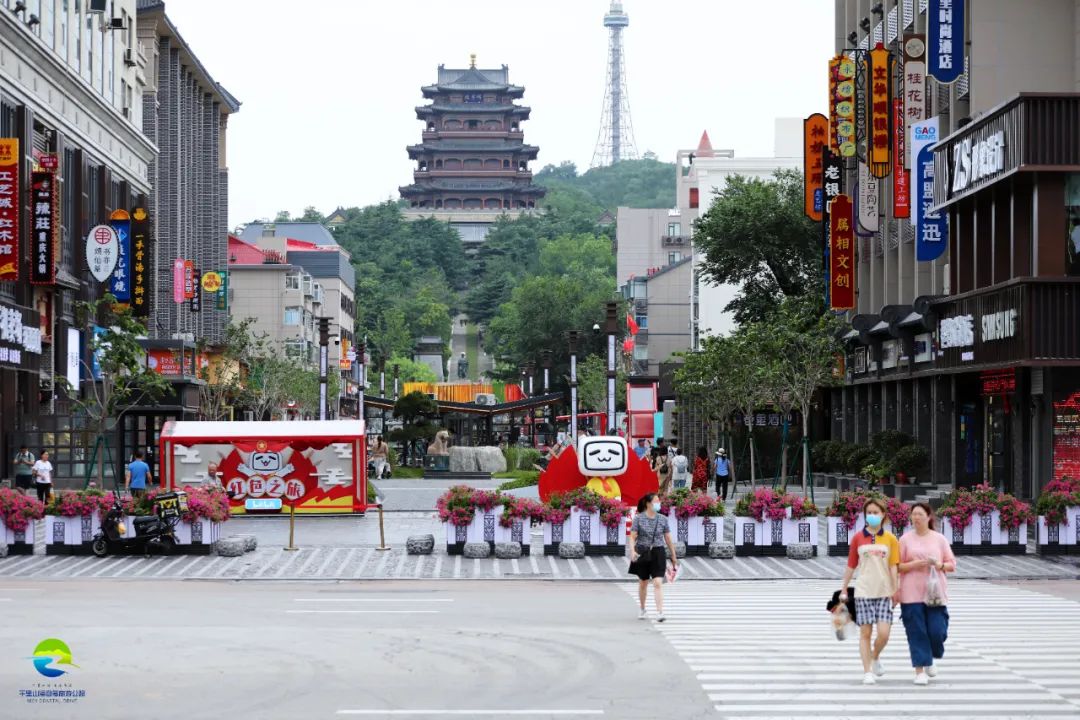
[{"x1": 627, "y1": 580, "x2": 1080, "y2": 718}]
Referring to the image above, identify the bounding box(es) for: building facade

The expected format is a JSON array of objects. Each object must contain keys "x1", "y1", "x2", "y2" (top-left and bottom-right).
[
  {"x1": 400, "y1": 60, "x2": 545, "y2": 248},
  {"x1": 829, "y1": 0, "x2": 1080, "y2": 499},
  {"x1": 138, "y1": 0, "x2": 238, "y2": 345},
  {"x1": 1, "y1": 0, "x2": 157, "y2": 481}
]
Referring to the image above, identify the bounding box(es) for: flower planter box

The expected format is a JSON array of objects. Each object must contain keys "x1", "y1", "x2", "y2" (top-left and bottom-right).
[
  {"x1": 941, "y1": 511, "x2": 1027, "y2": 555},
  {"x1": 541, "y1": 508, "x2": 626, "y2": 556},
  {"x1": 668, "y1": 512, "x2": 724, "y2": 556},
  {"x1": 734, "y1": 515, "x2": 818, "y2": 556},
  {"x1": 1, "y1": 516, "x2": 34, "y2": 555},
  {"x1": 172, "y1": 519, "x2": 223, "y2": 555},
  {"x1": 1036, "y1": 507, "x2": 1080, "y2": 555},
  {"x1": 542, "y1": 518, "x2": 568, "y2": 555},
  {"x1": 826, "y1": 516, "x2": 911, "y2": 556},
  {"x1": 45, "y1": 515, "x2": 102, "y2": 555},
  {"x1": 444, "y1": 506, "x2": 530, "y2": 556}
]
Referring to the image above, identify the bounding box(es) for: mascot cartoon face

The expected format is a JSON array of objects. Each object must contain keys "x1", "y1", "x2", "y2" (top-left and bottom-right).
[{"x1": 578, "y1": 436, "x2": 628, "y2": 476}]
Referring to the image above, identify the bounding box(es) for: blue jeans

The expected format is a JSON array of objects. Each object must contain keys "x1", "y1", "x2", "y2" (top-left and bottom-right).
[{"x1": 901, "y1": 602, "x2": 949, "y2": 668}]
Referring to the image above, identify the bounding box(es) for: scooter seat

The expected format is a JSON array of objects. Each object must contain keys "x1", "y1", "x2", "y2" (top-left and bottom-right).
[{"x1": 133, "y1": 516, "x2": 163, "y2": 535}]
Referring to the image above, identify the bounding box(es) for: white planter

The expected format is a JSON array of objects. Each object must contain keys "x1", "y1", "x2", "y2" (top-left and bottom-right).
[
  {"x1": 668, "y1": 511, "x2": 724, "y2": 554},
  {"x1": 941, "y1": 510, "x2": 1026, "y2": 554},
  {"x1": 1, "y1": 515, "x2": 34, "y2": 554},
  {"x1": 734, "y1": 515, "x2": 818, "y2": 556},
  {"x1": 444, "y1": 506, "x2": 523, "y2": 552},
  {"x1": 569, "y1": 508, "x2": 600, "y2": 544},
  {"x1": 1036, "y1": 507, "x2": 1080, "y2": 554},
  {"x1": 542, "y1": 518, "x2": 569, "y2": 547}
]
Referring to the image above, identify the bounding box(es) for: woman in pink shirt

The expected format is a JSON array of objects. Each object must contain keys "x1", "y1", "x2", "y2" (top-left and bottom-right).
[{"x1": 896, "y1": 502, "x2": 957, "y2": 686}]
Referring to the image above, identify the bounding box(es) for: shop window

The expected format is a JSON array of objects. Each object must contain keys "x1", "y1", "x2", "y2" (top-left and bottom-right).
[{"x1": 1067, "y1": 174, "x2": 1080, "y2": 276}]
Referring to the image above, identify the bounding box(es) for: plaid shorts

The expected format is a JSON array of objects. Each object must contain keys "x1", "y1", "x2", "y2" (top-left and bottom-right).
[{"x1": 854, "y1": 596, "x2": 894, "y2": 625}]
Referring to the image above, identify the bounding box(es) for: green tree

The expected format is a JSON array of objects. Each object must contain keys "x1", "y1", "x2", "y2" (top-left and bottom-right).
[
  {"x1": 576, "y1": 354, "x2": 626, "y2": 412},
  {"x1": 386, "y1": 355, "x2": 439, "y2": 384},
  {"x1": 535, "y1": 157, "x2": 676, "y2": 209},
  {"x1": 391, "y1": 391, "x2": 440, "y2": 463},
  {"x1": 693, "y1": 168, "x2": 822, "y2": 324},
  {"x1": 298, "y1": 206, "x2": 325, "y2": 222}
]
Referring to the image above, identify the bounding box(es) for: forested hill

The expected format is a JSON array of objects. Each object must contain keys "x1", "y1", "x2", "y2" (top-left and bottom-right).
[{"x1": 534, "y1": 158, "x2": 676, "y2": 210}]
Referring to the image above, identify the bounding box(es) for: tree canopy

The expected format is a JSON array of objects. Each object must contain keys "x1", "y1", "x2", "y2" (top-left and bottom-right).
[{"x1": 535, "y1": 158, "x2": 676, "y2": 209}]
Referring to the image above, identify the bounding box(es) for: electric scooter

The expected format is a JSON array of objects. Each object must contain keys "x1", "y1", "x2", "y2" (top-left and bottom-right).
[{"x1": 92, "y1": 491, "x2": 187, "y2": 557}]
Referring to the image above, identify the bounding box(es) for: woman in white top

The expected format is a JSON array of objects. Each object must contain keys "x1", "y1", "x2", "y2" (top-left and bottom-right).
[{"x1": 32, "y1": 450, "x2": 53, "y2": 504}]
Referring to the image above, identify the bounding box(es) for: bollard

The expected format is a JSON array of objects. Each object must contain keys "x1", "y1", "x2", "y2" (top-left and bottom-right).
[
  {"x1": 284, "y1": 500, "x2": 299, "y2": 551},
  {"x1": 375, "y1": 502, "x2": 390, "y2": 551}
]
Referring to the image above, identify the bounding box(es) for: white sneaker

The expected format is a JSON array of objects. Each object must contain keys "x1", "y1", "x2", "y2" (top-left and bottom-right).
[
  {"x1": 926, "y1": 665, "x2": 938, "y2": 678},
  {"x1": 862, "y1": 672, "x2": 877, "y2": 685},
  {"x1": 872, "y1": 659, "x2": 885, "y2": 677},
  {"x1": 656, "y1": 613, "x2": 666, "y2": 623},
  {"x1": 638, "y1": 608, "x2": 647, "y2": 620},
  {"x1": 914, "y1": 672, "x2": 929, "y2": 686}
]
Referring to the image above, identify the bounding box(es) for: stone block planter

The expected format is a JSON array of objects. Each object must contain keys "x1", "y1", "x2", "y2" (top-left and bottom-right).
[
  {"x1": 494, "y1": 542, "x2": 522, "y2": 559},
  {"x1": 172, "y1": 519, "x2": 223, "y2": 555},
  {"x1": 406, "y1": 534, "x2": 435, "y2": 555},
  {"x1": 734, "y1": 515, "x2": 819, "y2": 556},
  {"x1": 557, "y1": 541, "x2": 584, "y2": 559},
  {"x1": 786, "y1": 543, "x2": 815, "y2": 560},
  {"x1": 1, "y1": 517, "x2": 34, "y2": 556},
  {"x1": 444, "y1": 505, "x2": 530, "y2": 556},
  {"x1": 668, "y1": 513, "x2": 724, "y2": 557},
  {"x1": 463, "y1": 542, "x2": 491, "y2": 558},
  {"x1": 543, "y1": 507, "x2": 626, "y2": 556},
  {"x1": 708, "y1": 542, "x2": 735, "y2": 559},
  {"x1": 1036, "y1": 508, "x2": 1080, "y2": 556},
  {"x1": 940, "y1": 511, "x2": 1027, "y2": 555}
]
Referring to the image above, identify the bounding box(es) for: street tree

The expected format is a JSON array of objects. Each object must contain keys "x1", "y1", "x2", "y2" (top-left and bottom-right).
[
  {"x1": 576, "y1": 354, "x2": 626, "y2": 413},
  {"x1": 197, "y1": 319, "x2": 275, "y2": 420},
  {"x1": 385, "y1": 355, "x2": 439, "y2": 385}
]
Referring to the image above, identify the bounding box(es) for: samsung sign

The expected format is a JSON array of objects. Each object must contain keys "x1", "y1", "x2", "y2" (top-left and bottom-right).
[{"x1": 951, "y1": 131, "x2": 1006, "y2": 193}]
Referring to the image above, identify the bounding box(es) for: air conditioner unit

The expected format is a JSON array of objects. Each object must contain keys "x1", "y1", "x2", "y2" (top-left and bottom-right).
[
  {"x1": 675, "y1": 237, "x2": 685, "y2": 245},
  {"x1": 124, "y1": 49, "x2": 135, "y2": 67},
  {"x1": 474, "y1": 393, "x2": 497, "y2": 406},
  {"x1": 121, "y1": 105, "x2": 130, "y2": 119},
  {"x1": 109, "y1": 17, "x2": 125, "y2": 30},
  {"x1": 88, "y1": 0, "x2": 107, "y2": 13}
]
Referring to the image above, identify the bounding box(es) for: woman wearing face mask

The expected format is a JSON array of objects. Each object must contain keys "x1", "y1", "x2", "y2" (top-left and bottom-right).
[
  {"x1": 629, "y1": 492, "x2": 679, "y2": 622},
  {"x1": 838, "y1": 498, "x2": 900, "y2": 685},
  {"x1": 897, "y1": 502, "x2": 956, "y2": 685}
]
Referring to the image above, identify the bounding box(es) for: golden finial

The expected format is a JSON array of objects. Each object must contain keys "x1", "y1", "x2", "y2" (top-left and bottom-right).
[{"x1": 469, "y1": 53, "x2": 477, "y2": 69}]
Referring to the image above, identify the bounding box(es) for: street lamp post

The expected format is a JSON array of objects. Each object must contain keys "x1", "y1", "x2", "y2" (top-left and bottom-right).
[
  {"x1": 526, "y1": 361, "x2": 535, "y2": 397},
  {"x1": 605, "y1": 301, "x2": 618, "y2": 434},
  {"x1": 317, "y1": 317, "x2": 331, "y2": 421},
  {"x1": 568, "y1": 331, "x2": 580, "y2": 441},
  {"x1": 393, "y1": 363, "x2": 400, "y2": 400},
  {"x1": 541, "y1": 350, "x2": 553, "y2": 444},
  {"x1": 356, "y1": 339, "x2": 366, "y2": 424}
]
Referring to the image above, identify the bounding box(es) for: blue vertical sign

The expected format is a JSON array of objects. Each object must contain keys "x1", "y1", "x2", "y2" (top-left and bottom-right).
[
  {"x1": 915, "y1": 144, "x2": 948, "y2": 261},
  {"x1": 109, "y1": 211, "x2": 132, "y2": 301},
  {"x1": 928, "y1": 0, "x2": 964, "y2": 84}
]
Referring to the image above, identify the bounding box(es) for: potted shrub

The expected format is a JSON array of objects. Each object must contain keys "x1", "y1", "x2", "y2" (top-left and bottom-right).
[
  {"x1": 734, "y1": 488, "x2": 819, "y2": 556},
  {"x1": 938, "y1": 483, "x2": 1032, "y2": 554},
  {"x1": 892, "y1": 445, "x2": 930, "y2": 485},
  {"x1": 1034, "y1": 477, "x2": 1080, "y2": 555},
  {"x1": 0, "y1": 488, "x2": 45, "y2": 555},
  {"x1": 664, "y1": 488, "x2": 725, "y2": 556}
]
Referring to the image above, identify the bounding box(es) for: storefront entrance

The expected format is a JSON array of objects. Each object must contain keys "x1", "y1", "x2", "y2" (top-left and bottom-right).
[{"x1": 986, "y1": 395, "x2": 1013, "y2": 494}]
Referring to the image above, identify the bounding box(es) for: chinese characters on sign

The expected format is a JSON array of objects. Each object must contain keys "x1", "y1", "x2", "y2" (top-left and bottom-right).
[
  {"x1": 215, "y1": 269, "x2": 228, "y2": 311},
  {"x1": 858, "y1": 160, "x2": 879, "y2": 234},
  {"x1": 834, "y1": 56, "x2": 856, "y2": 158},
  {"x1": 803, "y1": 113, "x2": 828, "y2": 221},
  {"x1": 829, "y1": 194, "x2": 856, "y2": 311},
  {"x1": 866, "y1": 44, "x2": 893, "y2": 178},
  {"x1": 821, "y1": 147, "x2": 844, "y2": 306},
  {"x1": 1052, "y1": 393, "x2": 1080, "y2": 483},
  {"x1": 30, "y1": 172, "x2": 56, "y2": 284},
  {"x1": 893, "y1": 99, "x2": 910, "y2": 218},
  {"x1": 0, "y1": 139, "x2": 19, "y2": 281},
  {"x1": 903, "y1": 35, "x2": 927, "y2": 169},
  {"x1": 172, "y1": 259, "x2": 185, "y2": 304},
  {"x1": 0, "y1": 302, "x2": 43, "y2": 369},
  {"x1": 190, "y1": 269, "x2": 202, "y2": 313},
  {"x1": 939, "y1": 314, "x2": 974, "y2": 349},
  {"x1": 916, "y1": 142, "x2": 947, "y2": 261},
  {"x1": 130, "y1": 207, "x2": 151, "y2": 317},
  {"x1": 183, "y1": 260, "x2": 195, "y2": 300},
  {"x1": 108, "y1": 210, "x2": 132, "y2": 302},
  {"x1": 928, "y1": 0, "x2": 965, "y2": 84},
  {"x1": 86, "y1": 225, "x2": 119, "y2": 283},
  {"x1": 980, "y1": 369, "x2": 1017, "y2": 396},
  {"x1": 828, "y1": 56, "x2": 840, "y2": 154}
]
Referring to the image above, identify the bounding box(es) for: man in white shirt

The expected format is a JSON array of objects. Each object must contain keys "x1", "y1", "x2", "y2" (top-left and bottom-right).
[
  {"x1": 32, "y1": 449, "x2": 53, "y2": 504},
  {"x1": 670, "y1": 444, "x2": 690, "y2": 490}
]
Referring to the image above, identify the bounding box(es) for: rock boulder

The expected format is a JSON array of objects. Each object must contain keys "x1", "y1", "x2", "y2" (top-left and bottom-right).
[{"x1": 406, "y1": 534, "x2": 435, "y2": 555}]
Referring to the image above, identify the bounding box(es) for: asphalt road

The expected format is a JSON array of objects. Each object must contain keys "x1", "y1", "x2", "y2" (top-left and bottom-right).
[{"x1": 0, "y1": 580, "x2": 712, "y2": 720}]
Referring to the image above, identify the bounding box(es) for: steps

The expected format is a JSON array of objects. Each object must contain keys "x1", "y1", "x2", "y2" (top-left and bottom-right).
[{"x1": 422, "y1": 470, "x2": 493, "y2": 482}]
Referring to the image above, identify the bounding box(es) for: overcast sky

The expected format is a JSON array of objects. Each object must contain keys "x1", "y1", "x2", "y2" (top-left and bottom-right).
[{"x1": 163, "y1": 0, "x2": 835, "y2": 228}]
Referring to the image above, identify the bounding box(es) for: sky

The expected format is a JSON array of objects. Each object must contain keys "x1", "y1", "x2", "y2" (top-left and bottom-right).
[{"x1": 162, "y1": 0, "x2": 835, "y2": 228}]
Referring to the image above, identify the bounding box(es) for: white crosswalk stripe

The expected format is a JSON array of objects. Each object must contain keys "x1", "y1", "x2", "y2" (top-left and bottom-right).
[{"x1": 624, "y1": 580, "x2": 1080, "y2": 718}]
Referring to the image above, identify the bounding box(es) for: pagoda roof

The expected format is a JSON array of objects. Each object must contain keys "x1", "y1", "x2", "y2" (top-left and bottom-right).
[
  {"x1": 407, "y1": 140, "x2": 539, "y2": 157},
  {"x1": 400, "y1": 180, "x2": 547, "y2": 195},
  {"x1": 416, "y1": 103, "x2": 531, "y2": 115},
  {"x1": 421, "y1": 66, "x2": 525, "y2": 97}
]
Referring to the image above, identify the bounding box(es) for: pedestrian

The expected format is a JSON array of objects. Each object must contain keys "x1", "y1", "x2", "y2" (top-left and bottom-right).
[
  {"x1": 634, "y1": 437, "x2": 648, "y2": 460},
  {"x1": 651, "y1": 447, "x2": 671, "y2": 495},
  {"x1": 714, "y1": 447, "x2": 732, "y2": 499},
  {"x1": 206, "y1": 461, "x2": 223, "y2": 487},
  {"x1": 670, "y1": 444, "x2": 689, "y2": 490},
  {"x1": 125, "y1": 449, "x2": 152, "y2": 499},
  {"x1": 31, "y1": 449, "x2": 53, "y2": 504},
  {"x1": 897, "y1": 502, "x2": 956, "y2": 685},
  {"x1": 371, "y1": 435, "x2": 390, "y2": 479},
  {"x1": 691, "y1": 446, "x2": 710, "y2": 493},
  {"x1": 629, "y1": 492, "x2": 678, "y2": 622},
  {"x1": 13, "y1": 444, "x2": 34, "y2": 495},
  {"x1": 838, "y1": 498, "x2": 900, "y2": 685}
]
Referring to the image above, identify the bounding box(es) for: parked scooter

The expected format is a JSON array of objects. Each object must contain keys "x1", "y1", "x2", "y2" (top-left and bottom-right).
[{"x1": 92, "y1": 491, "x2": 187, "y2": 557}]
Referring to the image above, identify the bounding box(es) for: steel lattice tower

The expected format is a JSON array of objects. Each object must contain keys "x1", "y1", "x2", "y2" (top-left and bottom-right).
[{"x1": 591, "y1": 1, "x2": 638, "y2": 167}]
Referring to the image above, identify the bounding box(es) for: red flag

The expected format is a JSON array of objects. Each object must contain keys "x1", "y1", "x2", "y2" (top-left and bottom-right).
[
  {"x1": 626, "y1": 314, "x2": 639, "y2": 335},
  {"x1": 622, "y1": 338, "x2": 635, "y2": 353}
]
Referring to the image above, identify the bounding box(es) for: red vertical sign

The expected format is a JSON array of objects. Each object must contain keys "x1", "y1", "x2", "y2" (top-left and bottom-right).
[
  {"x1": 30, "y1": 171, "x2": 57, "y2": 285},
  {"x1": 893, "y1": 98, "x2": 910, "y2": 218},
  {"x1": 0, "y1": 139, "x2": 18, "y2": 281},
  {"x1": 829, "y1": 194, "x2": 856, "y2": 311},
  {"x1": 183, "y1": 260, "x2": 195, "y2": 299}
]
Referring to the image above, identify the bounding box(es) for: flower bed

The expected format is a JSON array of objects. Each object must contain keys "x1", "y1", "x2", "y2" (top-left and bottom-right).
[
  {"x1": 825, "y1": 490, "x2": 910, "y2": 556},
  {"x1": 438, "y1": 486, "x2": 545, "y2": 555},
  {"x1": 1034, "y1": 477, "x2": 1080, "y2": 555},
  {"x1": 733, "y1": 488, "x2": 820, "y2": 556},
  {"x1": 663, "y1": 489, "x2": 725, "y2": 556},
  {"x1": 0, "y1": 488, "x2": 44, "y2": 555},
  {"x1": 540, "y1": 489, "x2": 631, "y2": 556},
  {"x1": 938, "y1": 484, "x2": 1031, "y2": 555}
]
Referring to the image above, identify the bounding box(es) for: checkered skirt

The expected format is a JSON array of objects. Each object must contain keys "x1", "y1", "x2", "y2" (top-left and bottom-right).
[{"x1": 854, "y1": 596, "x2": 894, "y2": 625}]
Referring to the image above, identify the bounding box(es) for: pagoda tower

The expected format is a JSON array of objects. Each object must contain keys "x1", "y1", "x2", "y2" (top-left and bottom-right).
[{"x1": 400, "y1": 58, "x2": 545, "y2": 217}]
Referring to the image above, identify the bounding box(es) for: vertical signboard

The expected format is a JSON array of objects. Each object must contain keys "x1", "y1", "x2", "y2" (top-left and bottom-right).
[
  {"x1": 803, "y1": 113, "x2": 828, "y2": 221},
  {"x1": 910, "y1": 117, "x2": 940, "y2": 232},
  {"x1": 867, "y1": 44, "x2": 893, "y2": 178},
  {"x1": 108, "y1": 209, "x2": 131, "y2": 301},
  {"x1": 834, "y1": 55, "x2": 856, "y2": 158},
  {"x1": 190, "y1": 268, "x2": 202, "y2": 313},
  {"x1": 130, "y1": 207, "x2": 151, "y2": 317},
  {"x1": 66, "y1": 327, "x2": 81, "y2": 393},
  {"x1": 827, "y1": 56, "x2": 840, "y2": 154},
  {"x1": 893, "y1": 99, "x2": 911, "y2": 218},
  {"x1": 903, "y1": 34, "x2": 927, "y2": 169},
  {"x1": 173, "y1": 259, "x2": 186, "y2": 304},
  {"x1": 30, "y1": 172, "x2": 57, "y2": 284},
  {"x1": 183, "y1": 260, "x2": 195, "y2": 299},
  {"x1": 0, "y1": 139, "x2": 19, "y2": 281},
  {"x1": 928, "y1": 0, "x2": 964, "y2": 84},
  {"x1": 215, "y1": 269, "x2": 229, "y2": 311},
  {"x1": 829, "y1": 194, "x2": 856, "y2": 311},
  {"x1": 857, "y1": 160, "x2": 879, "y2": 234},
  {"x1": 822, "y1": 147, "x2": 845, "y2": 307},
  {"x1": 912, "y1": 117, "x2": 947, "y2": 261}
]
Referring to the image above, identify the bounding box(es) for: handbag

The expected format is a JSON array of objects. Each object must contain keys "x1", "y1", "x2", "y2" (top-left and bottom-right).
[
  {"x1": 628, "y1": 516, "x2": 661, "y2": 574},
  {"x1": 925, "y1": 565, "x2": 945, "y2": 607}
]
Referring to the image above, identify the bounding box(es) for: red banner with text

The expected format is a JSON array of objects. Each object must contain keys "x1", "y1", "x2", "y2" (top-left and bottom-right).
[
  {"x1": 893, "y1": 98, "x2": 910, "y2": 218},
  {"x1": 0, "y1": 139, "x2": 18, "y2": 281},
  {"x1": 829, "y1": 194, "x2": 856, "y2": 311}
]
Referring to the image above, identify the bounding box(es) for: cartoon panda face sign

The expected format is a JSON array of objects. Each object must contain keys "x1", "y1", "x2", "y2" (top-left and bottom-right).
[
  {"x1": 251, "y1": 452, "x2": 282, "y2": 473},
  {"x1": 578, "y1": 436, "x2": 628, "y2": 477}
]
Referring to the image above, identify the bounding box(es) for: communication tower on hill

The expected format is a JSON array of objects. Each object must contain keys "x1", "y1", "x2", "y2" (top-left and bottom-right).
[{"x1": 590, "y1": 1, "x2": 638, "y2": 167}]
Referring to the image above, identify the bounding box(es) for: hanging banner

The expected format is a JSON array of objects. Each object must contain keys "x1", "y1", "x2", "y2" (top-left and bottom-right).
[
  {"x1": 829, "y1": 194, "x2": 856, "y2": 311},
  {"x1": 130, "y1": 207, "x2": 151, "y2": 317},
  {"x1": 866, "y1": 44, "x2": 893, "y2": 178},
  {"x1": 822, "y1": 147, "x2": 844, "y2": 307},
  {"x1": 183, "y1": 260, "x2": 195, "y2": 299},
  {"x1": 803, "y1": 113, "x2": 828, "y2": 221},
  {"x1": 87, "y1": 225, "x2": 119, "y2": 283},
  {"x1": 857, "y1": 160, "x2": 879, "y2": 234},
  {"x1": 190, "y1": 268, "x2": 202, "y2": 313},
  {"x1": 215, "y1": 269, "x2": 229, "y2": 311},
  {"x1": 928, "y1": 0, "x2": 964, "y2": 84},
  {"x1": 108, "y1": 209, "x2": 131, "y2": 301},
  {"x1": 910, "y1": 117, "x2": 940, "y2": 229},
  {"x1": 0, "y1": 139, "x2": 19, "y2": 281},
  {"x1": 173, "y1": 259, "x2": 186, "y2": 304},
  {"x1": 915, "y1": 143, "x2": 947, "y2": 261},
  {"x1": 893, "y1": 99, "x2": 910, "y2": 218},
  {"x1": 903, "y1": 34, "x2": 927, "y2": 169},
  {"x1": 201, "y1": 270, "x2": 223, "y2": 294},
  {"x1": 30, "y1": 171, "x2": 57, "y2": 285},
  {"x1": 835, "y1": 56, "x2": 856, "y2": 157},
  {"x1": 827, "y1": 56, "x2": 840, "y2": 154}
]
